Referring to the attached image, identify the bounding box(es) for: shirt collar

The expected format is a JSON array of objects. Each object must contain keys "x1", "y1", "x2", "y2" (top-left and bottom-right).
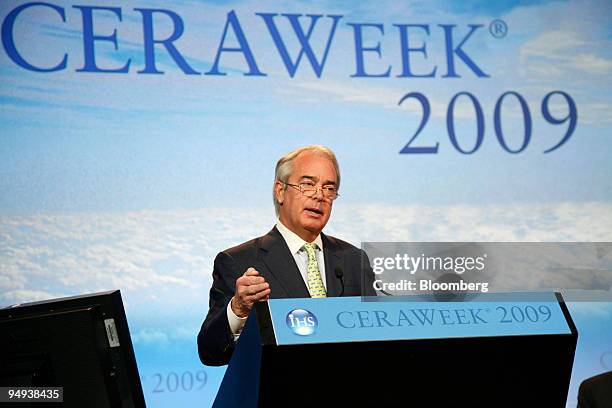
[{"x1": 276, "y1": 220, "x2": 324, "y2": 255}]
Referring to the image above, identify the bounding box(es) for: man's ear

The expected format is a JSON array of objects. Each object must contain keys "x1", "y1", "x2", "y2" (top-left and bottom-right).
[{"x1": 274, "y1": 180, "x2": 285, "y2": 205}]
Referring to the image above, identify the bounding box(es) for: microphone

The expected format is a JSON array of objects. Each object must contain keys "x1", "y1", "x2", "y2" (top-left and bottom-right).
[{"x1": 334, "y1": 267, "x2": 345, "y2": 297}]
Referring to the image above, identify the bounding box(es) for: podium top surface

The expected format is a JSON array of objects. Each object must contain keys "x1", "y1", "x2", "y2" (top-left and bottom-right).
[{"x1": 264, "y1": 293, "x2": 573, "y2": 345}]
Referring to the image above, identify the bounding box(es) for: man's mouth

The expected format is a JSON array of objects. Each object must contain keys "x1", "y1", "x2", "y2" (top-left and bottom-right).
[{"x1": 304, "y1": 207, "x2": 324, "y2": 216}]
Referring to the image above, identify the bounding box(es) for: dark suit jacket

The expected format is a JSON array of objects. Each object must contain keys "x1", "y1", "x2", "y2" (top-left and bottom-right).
[
  {"x1": 197, "y1": 226, "x2": 376, "y2": 366},
  {"x1": 578, "y1": 371, "x2": 612, "y2": 408}
]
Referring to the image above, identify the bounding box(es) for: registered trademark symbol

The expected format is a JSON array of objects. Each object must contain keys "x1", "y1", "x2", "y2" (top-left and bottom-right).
[{"x1": 489, "y1": 19, "x2": 508, "y2": 38}]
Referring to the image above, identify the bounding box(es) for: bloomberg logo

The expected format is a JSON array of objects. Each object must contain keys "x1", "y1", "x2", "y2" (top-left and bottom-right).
[{"x1": 286, "y1": 309, "x2": 318, "y2": 336}]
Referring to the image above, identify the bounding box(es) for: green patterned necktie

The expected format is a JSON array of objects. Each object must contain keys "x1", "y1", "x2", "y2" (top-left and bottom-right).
[{"x1": 303, "y1": 243, "x2": 327, "y2": 298}]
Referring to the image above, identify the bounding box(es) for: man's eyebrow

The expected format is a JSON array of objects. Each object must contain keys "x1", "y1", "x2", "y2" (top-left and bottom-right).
[
  {"x1": 299, "y1": 175, "x2": 316, "y2": 182},
  {"x1": 299, "y1": 175, "x2": 336, "y2": 185}
]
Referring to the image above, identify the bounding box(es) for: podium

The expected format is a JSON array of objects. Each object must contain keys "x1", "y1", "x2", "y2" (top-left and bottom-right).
[{"x1": 212, "y1": 293, "x2": 577, "y2": 406}]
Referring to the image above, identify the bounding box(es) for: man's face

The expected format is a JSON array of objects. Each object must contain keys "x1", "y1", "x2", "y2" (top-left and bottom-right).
[{"x1": 276, "y1": 151, "x2": 337, "y2": 242}]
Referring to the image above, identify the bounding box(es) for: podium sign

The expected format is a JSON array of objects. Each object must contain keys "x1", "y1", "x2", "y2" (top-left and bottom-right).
[{"x1": 267, "y1": 293, "x2": 571, "y2": 345}]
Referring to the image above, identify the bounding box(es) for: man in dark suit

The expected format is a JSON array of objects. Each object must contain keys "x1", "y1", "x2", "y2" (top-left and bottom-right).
[
  {"x1": 578, "y1": 370, "x2": 612, "y2": 408},
  {"x1": 198, "y1": 145, "x2": 376, "y2": 366}
]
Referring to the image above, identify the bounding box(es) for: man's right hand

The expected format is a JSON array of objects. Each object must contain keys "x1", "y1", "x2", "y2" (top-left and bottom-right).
[{"x1": 231, "y1": 267, "x2": 270, "y2": 318}]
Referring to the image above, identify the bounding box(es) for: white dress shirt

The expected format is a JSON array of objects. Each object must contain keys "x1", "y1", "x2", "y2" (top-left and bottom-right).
[{"x1": 226, "y1": 221, "x2": 326, "y2": 340}]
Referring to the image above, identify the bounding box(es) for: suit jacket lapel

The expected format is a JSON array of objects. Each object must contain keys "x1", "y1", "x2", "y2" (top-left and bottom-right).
[
  {"x1": 259, "y1": 227, "x2": 310, "y2": 298},
  {"x1": 322, "y1": 233, "x2": 344, "y2": 297}
]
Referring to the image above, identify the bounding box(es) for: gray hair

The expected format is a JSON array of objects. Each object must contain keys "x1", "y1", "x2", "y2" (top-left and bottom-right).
[{"x1": 273, "y1": 145, "x2": 341, "y2": 216}]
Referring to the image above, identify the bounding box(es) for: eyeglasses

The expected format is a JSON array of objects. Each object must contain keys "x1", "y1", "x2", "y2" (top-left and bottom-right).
[{"x1": 282, "y1": 181, "x2": 339, "y2": 201}]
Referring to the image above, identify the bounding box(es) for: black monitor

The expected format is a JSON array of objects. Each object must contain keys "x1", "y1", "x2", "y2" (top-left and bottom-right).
[{"x1": 0, "y1": 290, "x2": 145, "y2": 407}]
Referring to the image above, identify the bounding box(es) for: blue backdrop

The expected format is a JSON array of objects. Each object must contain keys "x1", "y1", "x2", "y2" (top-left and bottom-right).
[{"x1": 1, "y1": 1, "x2": 611, "y2": 406}]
